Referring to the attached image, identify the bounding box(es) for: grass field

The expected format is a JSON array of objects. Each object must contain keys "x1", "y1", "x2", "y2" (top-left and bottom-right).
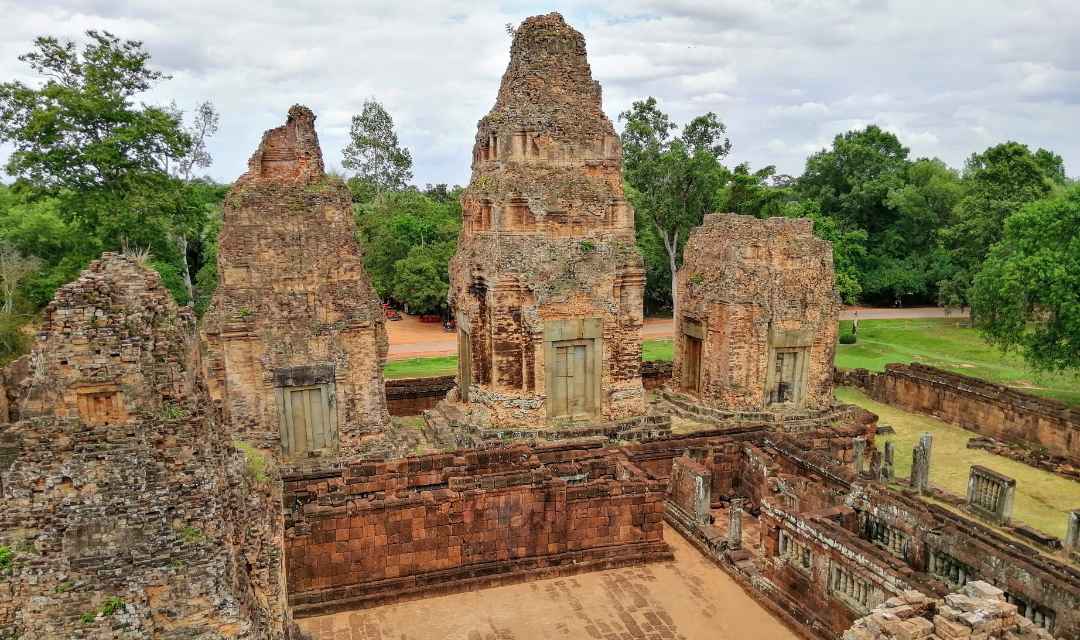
[
  {"x1": 384, "y1": 339, "x2": 675, "y2": 379},
  {"x1": 836, "y1": 318, "x2": 1080, "y2": 405},
  {"x1": 836, "y1": 387, "x2": 1077, "y2": 538},
  {"x1": 384, "y1": 355, "x2": 458, "y2": 380}
]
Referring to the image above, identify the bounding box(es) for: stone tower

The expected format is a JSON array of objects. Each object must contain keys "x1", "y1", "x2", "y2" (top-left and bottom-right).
[
  {"x1": 201, "y1": 105, "x2": 393, "y2": 460},
  {"x1": 0, "y1": 254, "x2": 285, "y2": 637},
  {"x1": 672, "y1": 214, "x2": 839, "y2": 412},
  {"x1": 448, "y1": 12, "x2": 646, "y2": 428}
]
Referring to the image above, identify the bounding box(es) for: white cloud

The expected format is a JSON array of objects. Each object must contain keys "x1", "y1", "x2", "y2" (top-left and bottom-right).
[{"x1": 0, "y1": 0, "x2": 1077, "y2": 185}]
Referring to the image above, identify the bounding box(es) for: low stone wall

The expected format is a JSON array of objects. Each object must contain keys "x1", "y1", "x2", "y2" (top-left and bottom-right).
[
  {"x1": 283, "y1": 444, "x2": 671, "y2": 615},
  {"x1": 384, "y1": 361, "x2": 674, "y2": 417},
  {"x1": 385, "y1": 375, "x2": 455, "y2": 416},
  {"x1": 836, "y1": 363, "x2": 1080, "y2": 463}
]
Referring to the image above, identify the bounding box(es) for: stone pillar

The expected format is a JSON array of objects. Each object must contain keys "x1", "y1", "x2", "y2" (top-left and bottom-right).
[
  {"x1": 911, "y1": 433, "x2": 932, "y2": 493},
  {"x1": 728, "y1": 498, "x2": 744, "y2": 550},
  {"x1": 880, "y1": 441, "x2": 895, "y2": 481},
  {"x1": 1066, "y1": 510, "x2": 1080, "y2": 557},
  {"x1": 853, "y1": 436, "x2": 866, "y2": 476}
]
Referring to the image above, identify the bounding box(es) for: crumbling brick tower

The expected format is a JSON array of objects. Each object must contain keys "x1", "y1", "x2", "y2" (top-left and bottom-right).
[
  {"x1": 447, "y1": 12, "x2": 646, "y2": 428},
  {"x1": 672, "y1": 214, "x2": 839, "y2": 412},
  {"x1": 0, "y1": 254, "x2": 282, "y2": 638},
  {"x1": 202, "y1": 105, "x2": 393, "y2": 460}
]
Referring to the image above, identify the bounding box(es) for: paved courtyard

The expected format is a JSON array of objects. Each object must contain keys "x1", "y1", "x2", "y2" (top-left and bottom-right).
[{"x1": 299, "y1": 525, "x2": 798, "y2": 640}]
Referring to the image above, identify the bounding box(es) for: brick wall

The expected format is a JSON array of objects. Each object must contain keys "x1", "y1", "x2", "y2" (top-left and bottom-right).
[
  {"x1": 283, "y1": 445, "x2": 671, "y2": 614},
  {"x1": 837, "y1": 363, "x2": 1080, "y2": 462}
]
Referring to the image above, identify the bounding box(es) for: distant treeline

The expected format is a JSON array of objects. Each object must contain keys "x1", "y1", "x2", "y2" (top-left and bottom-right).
[{"x1": 1, "y1": 31, "x2": 1077, "y2": 372}]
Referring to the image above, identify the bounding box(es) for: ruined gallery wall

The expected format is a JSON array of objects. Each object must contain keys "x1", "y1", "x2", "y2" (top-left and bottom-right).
[
  {"x1": 838, "y1": 363, "x2": 1080, "y2": 462},
  {"x1": 847, "y1": 484, "x2": 1080, "y2": 637},
  {"x1": 674, "y1": 214, "x2": 839, "y2": 412},
  {"x1": 201, "y1": 105, "x2": 391, "y2": 460},
  {"x1": 0, "y1": 254, "x2": 287, "y2": 638},
  {"x1": 283, "y1": 445, "x2": 669, "y2": 613}
]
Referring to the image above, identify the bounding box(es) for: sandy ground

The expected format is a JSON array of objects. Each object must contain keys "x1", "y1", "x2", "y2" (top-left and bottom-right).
[
  {"x1": 298, "y1": 524, "x2": 798, "y2": 640},
  {"x1": 386, "y1": 307, "x2": 968, "y2": 361}
]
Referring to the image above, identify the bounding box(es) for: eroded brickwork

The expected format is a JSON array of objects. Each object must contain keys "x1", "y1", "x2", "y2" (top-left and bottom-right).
[
  {"x1": 0, "y1": 254, "x2": 289, "y2": 638},
  {"x1": 445, "y1": 13, "x2": 646, "y2": 429},
  {"x1": 201, "y1": 105, "x2": 392, "y2": 461},
  {"x1": 283, "y1": 443, "x2": 671, "y2": 614},
  {"x1": 673, "y1": 214, "x2": 839, "y2": 412}
]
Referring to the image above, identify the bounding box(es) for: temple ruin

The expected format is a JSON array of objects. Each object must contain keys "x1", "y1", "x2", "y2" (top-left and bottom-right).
[
  {"x1": 201, "y1": 105, "x2": 394, "y2": 461},
  {"x1": 0, "y1": 254, "x2": 287, "y2": 637},
  {"x1": 671, "y1": 213, "x2": 840, "y2": 413},
  {"x1": 1, "y1": 12, "x2": 1078, "y2": 640},
  {"x1": 442, "y1": 12, "x2": 647, "y2": 430}
]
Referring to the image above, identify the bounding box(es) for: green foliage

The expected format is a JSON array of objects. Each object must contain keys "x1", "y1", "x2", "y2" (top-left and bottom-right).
[
  {"x1": 783, "y1": 200, "x2": 867, "y2": 304},
  {"x1": 940, "y1": 142, "x2": 1061, "y2": 308},
  {"x1": 342, "y1": 99, "x2": 413, "y2": 194},
  {"x1": 234, "y1": 440, "x2": 269, "y2": 484},
  {"x1": 838, "y1": 333, "x2": 857, "y2": 345},
  {"x1": 971, "y1": 185, "x2": 1080, "y2": 371},
  {"x1": 716, "y1": 163, "x2": 794, "y2": 218},
  {"x1": 0, "y1": 32, "x2": 226, "y2": 315},
  {"x1": 579, "y1": 240, "x2": 596, "y2": 253},
  {"x1": 0, "y1": 545, "x2": 12, "y2": 575},
  {"x1": 159, "y1": 403, "x2": 187, "y2": 420},
  {"x1": 354, "y1": 189, "x2": 460, "y2": 314},
  {"x1": 80, "y1": 612, "x2": 96, "y2": 624},
  {"x1": 0, "y1": 312, "x2": 30, "y2": 365},
  {"x1": 178, "y1": 526, "x2": 204, "y2": 544},
  {"x1": 101, "y1": 596, "x2": 125, "y2": 616},
  {"x1": 391, "y1": 241, "x2": 456, "y2": 315},
  {"x1": 621, "y1": 97, "x2": 730, "y2": 311}
]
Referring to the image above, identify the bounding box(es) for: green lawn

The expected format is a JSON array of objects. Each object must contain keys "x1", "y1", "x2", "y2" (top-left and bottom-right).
[
  {"x1": 384, "y1": 355, "x2": 458, "y2": 380},
  {"x1": 836, "y1": 387, "x2": 1077, "y2": 539},
  {"x1": 642, "y1": 338, "x2": 673, "y2": 362},
  {"x1": 837, "y1": 318, "x2": 1080, "y2": 405}
]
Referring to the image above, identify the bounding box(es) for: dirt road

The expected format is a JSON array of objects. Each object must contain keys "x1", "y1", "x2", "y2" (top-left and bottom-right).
[{"x1": 386, "y1": 307, "x2": 966, "y2": 361}]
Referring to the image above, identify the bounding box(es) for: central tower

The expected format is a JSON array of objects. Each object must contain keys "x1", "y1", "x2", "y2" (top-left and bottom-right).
[{"x1": 447, "y1": 13, "x2": 646, "y2": 429}]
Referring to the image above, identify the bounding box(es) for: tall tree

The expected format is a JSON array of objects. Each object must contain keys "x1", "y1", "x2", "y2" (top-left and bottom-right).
[
  {"x1": 971, "y1": 185, "x2": 1080, "y2": 370},
  {"x1": 0, "y1": 30, "x2": 199, "y2": 303},
  {"x1": 166, "y1": 100, "x2": 221, "y2": 299},
  {"x1": 620, "y1": 97, "x2": 730, "y2": 310},
  {"x1": 343, "y1": 99, "x2": 413, "y2": 195},
  {"x1": 939, "y1": 142, "x2": 1062, "y2": 310},
  {"x1": 0, "y1": 242, "x2": 41, "y2": 313}
]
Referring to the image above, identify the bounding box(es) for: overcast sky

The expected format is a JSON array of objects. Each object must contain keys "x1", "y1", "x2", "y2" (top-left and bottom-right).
[{"x1": 1, "y1": 1, "x2": 1077, "y2": 186}]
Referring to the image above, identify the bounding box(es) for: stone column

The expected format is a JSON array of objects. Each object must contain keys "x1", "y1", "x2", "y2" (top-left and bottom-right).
[
  {"x1": 880, "y1": 441, "x2": 895, "y2": 482},
  {"x1": 911, "y1": 433, "x2": 932, "y2": 493},
  {"x1": 853, "y1": 436, "x2": 866, "y2": 476},
  {"x1": 728, "y1": 498, "x2": 744, "y2": 550},
  {"x1": 1066, "y1": 510, "x2": 1080, "y2": 557}
]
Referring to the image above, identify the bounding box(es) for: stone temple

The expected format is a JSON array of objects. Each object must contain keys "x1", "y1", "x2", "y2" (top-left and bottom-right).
[
  {"x1": 444, "y1": 12, "x2": 647, "y2": 430},
  {"x1": 670, "y1": 214, "x2": 839, "y2": 413},
  {"x1": 2, "y1": 12, "x2": 1078, "y2": 640},
  {"x1": 201, "y1": 105, "x2": 394, "y2": 461}
]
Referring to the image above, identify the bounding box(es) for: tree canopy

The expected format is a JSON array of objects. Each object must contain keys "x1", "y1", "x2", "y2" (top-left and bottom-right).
[
  {"x1": 343, "y1": 99, "x2": 414, "y2": 196},
  {"x1": 971, "y1": 184, "x2": 1080, "y2": 371}
]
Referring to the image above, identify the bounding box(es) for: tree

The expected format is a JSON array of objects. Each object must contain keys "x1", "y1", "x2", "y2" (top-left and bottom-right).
[
  {"x1": 716, "y1": 163, "x2": 793, "y2": 218},
  {"x1": 620, "y1": 98, "x2": 730, "y2": 310},
  {"x1": 353, "y1": 189, "x2": 460, "y2": 306},
  {"x1": 342, "y1": 99, "x2": 413, "y2": 194},
  {"x1": 0, "y1": 242, "x2": 41, "y2": 313},
  {"x1": 782, "y1": 200, "x2": 868, "y2": 304},
  {"x1": 939, "y1": 142, "x2": 1061, "y2": 310},
  {"x1": 971, "y1": 185, "x2": 1080, "y2": 371},
  {"x1": 392, "y1": 241, "x2": 456, "y2": 315},
  {"x1": 166, "y1": 100, "x2": 221, "y2": 299},
  {"x1": 0, "y1": 30, "x2": 200, "y2": 303}
]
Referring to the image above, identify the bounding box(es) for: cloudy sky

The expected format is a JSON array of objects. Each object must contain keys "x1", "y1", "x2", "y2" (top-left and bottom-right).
[{"x1": 1, "y1": 0, "x2": 1077, "y2": 186}]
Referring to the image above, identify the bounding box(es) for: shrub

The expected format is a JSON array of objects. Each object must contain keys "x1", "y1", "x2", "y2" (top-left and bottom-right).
[
  {"x1": 101, "y1": 596, "x2": 125, "y2": 616},
  {"x1": 839, "y1": 333, "x2": 857, "y2": 345},
  {"x1": 0, "y1": 546, "x2": 12, "y2": 575}
]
